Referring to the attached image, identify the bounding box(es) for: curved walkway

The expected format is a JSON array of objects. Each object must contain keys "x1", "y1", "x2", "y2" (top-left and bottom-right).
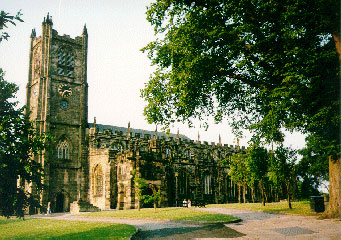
[
  {"x1": 32, "y1": 208, "x2": 341, "y2": 239},
  {"x1": 200, "y1": 208, "x2": 341, "y2": 240}
]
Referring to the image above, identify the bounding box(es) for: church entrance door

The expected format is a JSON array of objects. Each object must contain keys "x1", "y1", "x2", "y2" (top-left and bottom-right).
[{"x1": 55, "y1": 193, "x2": 64, "y2": 212}]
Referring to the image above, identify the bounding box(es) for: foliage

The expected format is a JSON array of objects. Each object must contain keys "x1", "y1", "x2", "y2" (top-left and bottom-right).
[
  {"x1": 0, "y1": 10, "x2": 23, "y2": 42},
  {"x1": 246, "y1": 145, "x2": 269, "y2": 204},
  {"x1": 0, "y1": 69, "x2": 50, "y2": 218},
  {"x1": 269, "y1": 146, "x2": 298, "y2": 209},
  {"x1": 298, "y1": 135, "x2": 330, "y2": 181},
  {"x1": 228, "y1": 153, "x2": 249, "y2": 203},
  {"x1": 297, "y1": 142, "x2": 326, "y2": 198},
  {"x1": 228, "y1": 153, "x2": 249, "y2": 188},
  {"x1": 296, "y1": 177, "x2": 320, "y2": 200},
  {"x1": 143, "y1": 187, "x2": 161, "y2": 206},
  {"x1": 0, "y1": 11, "x2": 50, "y2": 217},
  {"x1": 142, "y1": 0, "x2": 339, "y2": 147},
  {"x1": 82, "y1": 207, "x2": 239, "y2": 222},
  {"x1": 132, "y1": 170, "x2": 161, "y2": 211},
  {"x1": 0, "y1": 217, "x2": 135, "y2": 240},
  {"x1": 142, "y1": 1, "x2": 340, "y2": 216}
]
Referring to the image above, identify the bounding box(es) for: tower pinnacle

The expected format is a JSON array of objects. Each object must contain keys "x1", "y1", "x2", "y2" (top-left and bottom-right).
[
  {"x1": 43, "y1": 12, "x2": 53, "y2": 25},
  {"x1": 82, "y1": 24, "x2": 88, "y2": 35},
  {"x1": 30, "y1": 28, "x2": 36, "y2": 38}
]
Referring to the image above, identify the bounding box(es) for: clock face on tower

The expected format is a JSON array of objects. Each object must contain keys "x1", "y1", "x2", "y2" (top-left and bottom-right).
[
  {"x1": 60, "y1": 100, "x2": 68, "y2": 110},
  {"x1": 58, "y1": 84, "x2": 72, "y2": 98}
]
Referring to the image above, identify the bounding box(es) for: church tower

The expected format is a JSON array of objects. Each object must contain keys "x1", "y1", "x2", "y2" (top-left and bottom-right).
[{"x1": 26, "y1": 14, "x2": 89, "y2": 212}]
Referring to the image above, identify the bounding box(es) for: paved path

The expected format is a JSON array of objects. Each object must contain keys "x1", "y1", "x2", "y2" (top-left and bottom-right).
[
  {"x1": 32, "y1": 208, "x2": 341, "y2": 239},
  {"x1": 200, "y1": 208, "x2": 341, "y2": 240}
]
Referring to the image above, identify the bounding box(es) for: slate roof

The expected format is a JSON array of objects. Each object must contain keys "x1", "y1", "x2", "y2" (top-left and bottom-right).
[{"x1": 88, "y1": 123, "x2": 191, "y2": 141}]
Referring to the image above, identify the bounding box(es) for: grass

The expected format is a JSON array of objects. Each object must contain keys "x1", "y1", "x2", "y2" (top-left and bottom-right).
[
  {"x1": 0, "y1": 217, "x2": 136, "y2": 240},
  {"x1": 82, "y1": 207, "x2": 239, "y2": 223},
  {"x1": 207, "y1": 201, "x2": 318, "y2": 216}
]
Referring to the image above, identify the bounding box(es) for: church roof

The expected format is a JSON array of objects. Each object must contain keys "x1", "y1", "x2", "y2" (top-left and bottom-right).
[{"x1": 88, "y1": 123, "x2": 191, "y2": 141}]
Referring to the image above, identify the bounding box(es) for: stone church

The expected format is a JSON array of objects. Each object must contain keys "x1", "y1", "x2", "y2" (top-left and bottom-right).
[{"x1": 26, "y1": 15, "x2": 245, "y2": 213}]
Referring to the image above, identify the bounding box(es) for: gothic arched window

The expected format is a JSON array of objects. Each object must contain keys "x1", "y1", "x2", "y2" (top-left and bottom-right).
[
  {"x1": 57, "y1": 47, "x2": 75, "y2": 77},
  {"x1": 165, "y1": 148, "x2": 171, "y2": 158},
  {"x1": 204, "y1": 174, "x2": 212, "y2": 194},
  {"x1": 93, "y1": 165, "x2": 103, "y2": 196},
  {"x1": 57, "y1": 140, "x2": 70, "y2": 160}
]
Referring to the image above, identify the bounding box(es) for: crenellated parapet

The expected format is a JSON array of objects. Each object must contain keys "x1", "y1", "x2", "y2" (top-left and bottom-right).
[{"x1": 88, "y1": 122, "x2": 247, "y2": 167}]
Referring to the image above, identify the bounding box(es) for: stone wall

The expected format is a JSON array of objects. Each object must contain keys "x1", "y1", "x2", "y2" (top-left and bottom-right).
[
  {"x1": 89, "y1": 147, "x2": 113, "y2": 210},
  {"x1": 88, "y1": 124, "x2": 246, "y2": 210}
]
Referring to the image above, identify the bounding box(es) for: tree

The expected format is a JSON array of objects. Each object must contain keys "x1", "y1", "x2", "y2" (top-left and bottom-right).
[
  {"x1": 0, "y1": 10, "x2": 23, "y2": 42},
  {"x1": 246, "y1": 145, "x2": 269, "y2": 205},
  {"x1": 142, "y1": 0, "x2": 340, "y2": 217},
  {"x1": 0, "y1": 11, "x2": 49, "y2": 218},
  {"x1": 269, "y1": 146, "x2": 297, "y2": 209},
  {"x1": 228, "y1": 153, "x2": 249, "y2": 203},
  {"x1": 297, "y1": 141, "x2": 329, "y2": 198},
  {"x1": 0, "y1": 69, "x2": 49, "y2": 218},
  {"x1": 132, "y1": 170, "x2": 161, "y2": 212}
]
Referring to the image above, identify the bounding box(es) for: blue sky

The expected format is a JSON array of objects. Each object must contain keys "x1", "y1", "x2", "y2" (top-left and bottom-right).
[{"x1": 0, "y1": 0, "x2": 306, "y2": 148}]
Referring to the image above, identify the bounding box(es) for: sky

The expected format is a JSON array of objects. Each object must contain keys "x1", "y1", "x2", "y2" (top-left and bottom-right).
[{"x1": 0, "y1": 0, "x2": 306, "y2": 149}]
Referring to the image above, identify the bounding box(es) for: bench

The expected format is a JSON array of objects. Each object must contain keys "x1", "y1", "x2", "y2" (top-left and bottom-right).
[{"x1": 192, "y1": 199, "x2": 206, "y2": 208}]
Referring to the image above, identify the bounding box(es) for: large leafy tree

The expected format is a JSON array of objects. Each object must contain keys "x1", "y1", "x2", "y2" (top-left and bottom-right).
[
  {"x1": 0, "y1": 69, "x2": 48, "y2": 218},
  {"x1": 246, "y1": 145, "x2": 269, "y2": 205},
  {"x1": 0, "y1": 11, "x2": 48, "y2": 218},
  {"x1": 142, "y1": 0, "x2": 340, "y2": 217},
  {"x1": 228, "y1": 153, "x2": 249, "y2": 203},
  {"x1": 269, "y1": 145, "x2": 297, "y2": 209}
]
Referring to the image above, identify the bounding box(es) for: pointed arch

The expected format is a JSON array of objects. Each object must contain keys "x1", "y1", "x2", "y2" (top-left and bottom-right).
[
  {"x1": 93, "y1": 164, "x2": 103, "y2": 196},
  {"x1": 57, "y1": 139, "x2": 70, "y2": 160},
  {"x1": 56, "y1": 46, "x2": 75, "y2": 77},
  {"x1": 204, "y1": 173, "x2": 212, "y2": 195}
]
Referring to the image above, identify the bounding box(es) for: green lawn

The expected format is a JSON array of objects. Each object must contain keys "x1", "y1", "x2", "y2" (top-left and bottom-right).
[
  {"x1": 82, "y1": 207, "x2": 239, "y2": 223},
  {"x1": 207, "y1": 201, "x2": 318, "y2": 216},
  {"x1": 0, "y1": 217, "x2": 136, "y2": 240}
]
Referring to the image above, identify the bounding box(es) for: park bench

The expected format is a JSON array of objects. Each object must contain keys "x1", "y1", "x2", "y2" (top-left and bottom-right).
[{"x1": 192, "y1": 199, "x2": 206, "y2": 208}]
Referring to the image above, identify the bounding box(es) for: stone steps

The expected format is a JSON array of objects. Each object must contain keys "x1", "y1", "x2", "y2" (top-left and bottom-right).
[{"x1": 70, "y1": 200, "x2": 100, "y2": 214}]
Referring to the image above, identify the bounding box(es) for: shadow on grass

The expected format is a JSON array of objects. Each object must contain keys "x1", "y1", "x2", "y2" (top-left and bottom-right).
[
  {"x1": 11, "y1": 225, "x2": 135, "y2": 240},
  {"x1": 133, "y1": 224, "x2": 245, "y2": 240},
  {"x1": 0, "y1": 217, "x2": 33, "y2": 225}
]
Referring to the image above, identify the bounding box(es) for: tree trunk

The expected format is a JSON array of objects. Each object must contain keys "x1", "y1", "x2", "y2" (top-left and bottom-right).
[
  {"x1": 332, "y1": 32, "x2": 341, "y2": 60},
  {"x1": 243, "y1": 185, "x2": 246, "y2": 203},
  {"x1": 154, "y1": 202, "x2": 157, "y2": 213},
  {"x1": 251, "y1": 187, "x2": 255, "y2": 203},
  {"x1": 260, "y1": 183, "x2": 265, "y2": 206},
  {"x1": 138, "y1": 200, "x2": 141, "y2": 211},
  {"x1": 238, "y1": 184, "x2": 241, "y2": 203},
  {"x1": 326, "y1": 156, "x2": 341, "y2": 218},
  {"x1": 286, "y1": 183, "x2": 292, "y2": 209},
  {"x1": 230, "y1": 178, "x2": 233, "y2": 199}
]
